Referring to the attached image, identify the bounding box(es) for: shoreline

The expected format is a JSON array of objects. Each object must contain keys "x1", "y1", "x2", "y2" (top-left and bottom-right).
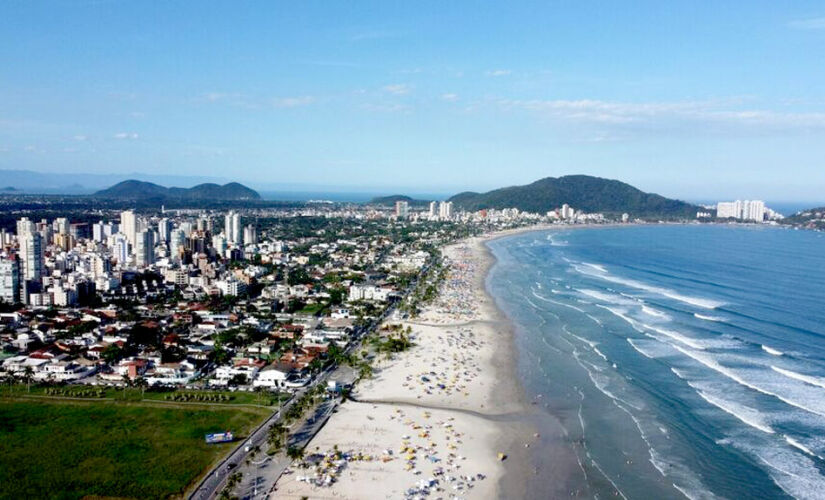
[
  {"x1": 479, "y1": 225, "x2": 594, "y2": 499},
  {"x1": 269, "y1": 223, "x2": 590, "y2": 499}
]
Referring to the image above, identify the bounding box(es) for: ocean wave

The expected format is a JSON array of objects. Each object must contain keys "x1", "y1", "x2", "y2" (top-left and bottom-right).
[
  {"x1": 582, "y1": 262, "x2": 608, "y2": 273},
  {"x1": 784, "y1": 435, "x2": 823, "y2": 460},
  {"x1": 627, "y1": 338, "x2": 657, "y2": 359},
  {"x1": 694, "y1": 313, "x2": 724, "y2": 322},
  {"x1": 531, "y1": 289, "x2": 586, "y2": 313},
  {"x1": 574, "y1": 265, "x2": 724, "y2": 309},
  {"x1": 577, "y1": 288, "x2": 636, "y2": 306},
  {"x1": 547, "y1": 234, "x2": 568, "y2": 246},
  {"x1": 672, "y1": 345, "x2": 825, "y2": 419},
  {"x1": 690, "y1": 384, "x2": 775, "y2": 434},
  {"x1": 646, "y1": 325, "x2": 708, "y2": 351},
  {"x1": 771, "y1": 366, "x2": 825, "y2": 390},
  {"x1": 642, "y1": 305, "x2": 670, "y2": 320},
  {"x1": 761, "y1": 345, "x2": 784, "y2": 356}
]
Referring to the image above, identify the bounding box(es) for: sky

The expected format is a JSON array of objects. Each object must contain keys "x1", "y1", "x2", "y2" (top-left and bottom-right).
[{"x1": 1, "y1": 1, "x2": 824, "y2": 202}]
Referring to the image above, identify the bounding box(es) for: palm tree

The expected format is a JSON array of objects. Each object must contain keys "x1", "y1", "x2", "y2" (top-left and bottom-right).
[
  {"x1": 133, "y1": 376, "x2": 148, "y2": 399},
  {"x1": 22, "y1": 366, "x2": 34, "y2": 393},
  {"x1": 267, "y1": 422, "x2": 288, "y2": 451},
  {"x1": 286, "y1": 445, "x2": 304, "y2": 461}
]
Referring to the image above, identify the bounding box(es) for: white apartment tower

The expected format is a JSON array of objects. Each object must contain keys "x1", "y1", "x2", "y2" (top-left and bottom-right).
[
  {"x1": 395, "y1": 201, "x2": 409, "y2": 218},
  {"x1": 135, "y1": 229, "x2": 155, "y2": 267},
  {"x1": 0, "y1": 259, "x2": 21, "y2": 304},
  {"x1": 243, "y1": 224, "x2": 258, "y2": 246},
  {"x1": 429, "y1": 201, "x2": 438, "y2": 218},
  {"x1": 158, "y1": 218, "x2": 173, "y2": 244},
  {"x1": 225, "y1": 211, "x2": 242, "y2": 245},
  {"x1": 438, "y1": 201, "x2": 453, "y2": 219},
  {"x1": 20, "y1": 232, "x2": 43, "y2": 282},
  {"x1": 120, "y1": 210, "x2": 138, "y2": 248}
]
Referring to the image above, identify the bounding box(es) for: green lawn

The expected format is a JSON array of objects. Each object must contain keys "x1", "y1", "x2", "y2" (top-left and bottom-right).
[
  {"x1": 0, "y1": 398, "x2": 269, "y2": 499},
  {"x1": 3, "y1": 384, "x2": 287, "y2": 407}
]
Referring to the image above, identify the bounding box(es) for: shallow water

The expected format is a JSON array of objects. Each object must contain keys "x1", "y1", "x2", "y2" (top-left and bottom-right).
[{"x1": 487, "y1": 225, "x2": 825, "y2": 499}]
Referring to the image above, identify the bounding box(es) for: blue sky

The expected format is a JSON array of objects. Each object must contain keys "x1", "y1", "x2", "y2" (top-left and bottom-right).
[{"x1": 1, "y1": 1, "x2": 824, "y2": 201}]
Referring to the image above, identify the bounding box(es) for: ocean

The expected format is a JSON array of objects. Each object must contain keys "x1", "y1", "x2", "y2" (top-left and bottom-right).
[{"x1": 486, "y1": 224, "x2": 825, "y2": 499}]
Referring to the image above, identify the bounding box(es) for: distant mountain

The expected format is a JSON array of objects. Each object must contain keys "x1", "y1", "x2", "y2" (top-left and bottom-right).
[
  {"x1": 0, "y1": 169, "x2": 230, "y2": 194},
  {"x1": 94, "y1": 180, "x2": 260, "y2": 201},
  {"x1": 449, "y1": 175, "x2": 699, "y2": 217},
  {"x1": 370, "y1": 194, "x2": 430, "y2": 207}
]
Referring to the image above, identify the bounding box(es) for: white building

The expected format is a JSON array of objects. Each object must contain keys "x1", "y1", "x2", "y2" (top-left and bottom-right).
[
  {"x1": 20, "y1": 232, "x2": 43, "y2": 282},
  {"x1": 120, "y1": 210, "x2": 138, "y2": 247},
  {"x1": 717, "y1": 200, "x2": 765, "y2": 222},
  {"x1": 438, "y1": 201, "x2": 453, "y2": 219},
  {"x1": 135, "y1": 229, "x2": 155, "y2": 267},
  {"x1": 0, "y1": 259, "x2": 20, "y2": 304},
  {"x1": 395, "y1": 200, "x2": 409, "y2": 218}
]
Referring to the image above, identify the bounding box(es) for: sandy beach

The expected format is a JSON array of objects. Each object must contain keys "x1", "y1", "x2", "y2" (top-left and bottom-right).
[{"x1": 271, "y1": 230, "x2": 542, "y2": 499}]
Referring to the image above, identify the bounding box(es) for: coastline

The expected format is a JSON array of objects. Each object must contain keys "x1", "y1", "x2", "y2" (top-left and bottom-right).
[{"x1": 270, "y1": 223, "x2": 595, "y2": 499}]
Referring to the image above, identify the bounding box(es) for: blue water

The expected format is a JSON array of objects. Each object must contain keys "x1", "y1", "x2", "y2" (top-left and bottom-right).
[{"x1": 487, "y1": 225, "x2": 825, "y2": 499}]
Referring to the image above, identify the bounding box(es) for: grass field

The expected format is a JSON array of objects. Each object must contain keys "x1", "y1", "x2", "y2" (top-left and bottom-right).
[
  {"x1": 2, "y1": 384, "x2": 288, "y2": 407},
  {"x1": 0, "y1": 398, "x2": 269, "y2": 499}
]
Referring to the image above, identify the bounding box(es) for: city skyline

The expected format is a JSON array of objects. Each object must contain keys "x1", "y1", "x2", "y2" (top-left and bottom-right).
[{"x1": 2, "y1": 2, "x2": 825, "y2": 201}]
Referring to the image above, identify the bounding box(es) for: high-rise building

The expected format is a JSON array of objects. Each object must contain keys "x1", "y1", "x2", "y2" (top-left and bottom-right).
[
  {"x1": 0, "y1": 258, "x2": 21, "y2": 305},
  {"x1": 120, "y1": 210, "x2": 138, "y2": 247},
  {"x1": 93, "y1": 255, "x2": 111, "y2": 278},
  {"x1": 438, "y1": 201, "x2": 453, "y2": 219},
  {"x1": 395, "y1": 200, "x2": 409, "y2": 218},
  {"x1": 135, "y1": 229, "x2": 155, "y2": 267},
  {"x1": 232, "y1": 212, "x2": 242, "y2": 244},
  {"x1": 429, "y1": 201, "x2": 438, "y2": 218},
  {"x1": 225, "y1": 211, "x2": 243, "y2": 244},
  {"x1": 170, "y1": 229, "x2": 185, "y2": 260},
  {"x1": 16, "y1": 217, "x2": 35, "y2": 237},
  {"x1": 92, "y1": 221, "x2": 106, "y2": 242},
  {"x1": 20, "y1": 232, "x2": 43, "y2": 282},
  {"x1": 243, "y1": 224, "x2": 257, "y2": 246},
  {"x1": 716, "y1": 200, "x2": 765, "y2": 222},
  {"x1": 113, "y1": 235, "x2": 130, "y2": 266},
  {"x1": 158, "y1": 218, "x2": 173, "y2": 244}
]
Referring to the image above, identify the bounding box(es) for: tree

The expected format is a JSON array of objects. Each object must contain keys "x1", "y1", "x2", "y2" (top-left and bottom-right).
[
  {"x1": 267, "y1": 422, "x2": 288, "y2": 452},
  {"x1": 102, "y1": 344, "x2": 123, "y2": 365},
  {"x1": 286, "y1": 445, "x2": 305, "y2": 461},
  {"x1": 133, "y1": 376, "x2": 148, "y2": 398},
  {"x1": 22, "y1": 366, "x2": 34, "y2": 393}
]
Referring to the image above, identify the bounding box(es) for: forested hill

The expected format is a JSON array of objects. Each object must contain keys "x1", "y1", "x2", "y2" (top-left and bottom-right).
[
  {"x1": 448, "y1": 175, "x2": 699, "y2": 217},
  {"x1": 94, "y1": 180, "x2": 261, "y2": 201}
]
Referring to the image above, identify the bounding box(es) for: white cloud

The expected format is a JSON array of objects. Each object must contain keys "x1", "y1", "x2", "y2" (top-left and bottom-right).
[
  {"x1": 441, "y1": 93, "x2": 459, "y2": 102},
  {"x1": 382, "y1": 84, "x2": 412, "y2": 95},
  {"x1": 73, "y1": 134, "x2": 88, "y2": 141},
  {"x1": 486, "y1": 69, "x2": 511, "y2": 77},
  {"x1": 362, "y1": 103, "x2": 412, "y2": 113},
  {"x1": 498, "y1": 98, "x2": 825, "y2": 133},
  {"x1": 788, "y1": 17, "x2": 825, "y2": 30},
  {"x1": 114, "y1": 132, "x2": 139, "y2": 140},
  {"x1": 271, "y1": 96, "x2": 315, "y2": 108}
]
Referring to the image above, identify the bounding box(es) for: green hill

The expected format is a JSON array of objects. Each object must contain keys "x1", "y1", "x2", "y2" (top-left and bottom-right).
[
  {"x1": 369, "y1": 194, "x2": 429, "y2": 207},
  {"x1": 94, "y1": 180, "x2": 260, "y2": 201},
  {"x1": 448, "y1": 175, "x2": 699, "y2": 218}
]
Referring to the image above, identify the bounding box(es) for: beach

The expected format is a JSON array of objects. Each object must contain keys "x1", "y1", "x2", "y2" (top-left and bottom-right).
[{"x1": 271, "y1": 229, "x2": 567, "y2": 499}]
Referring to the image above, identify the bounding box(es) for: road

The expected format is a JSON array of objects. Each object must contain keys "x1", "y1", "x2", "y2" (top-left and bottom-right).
[{"x1": 188, "y1": 257, "x2": 433, "y2": 500}]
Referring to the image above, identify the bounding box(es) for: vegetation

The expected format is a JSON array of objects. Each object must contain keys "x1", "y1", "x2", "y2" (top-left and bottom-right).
[
  {"x1": 448, "y1": 174, "x2": 700, "y2": 218},
  {"x1": 0, "y1": 399, "x2": 266, "y2": 499}
]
